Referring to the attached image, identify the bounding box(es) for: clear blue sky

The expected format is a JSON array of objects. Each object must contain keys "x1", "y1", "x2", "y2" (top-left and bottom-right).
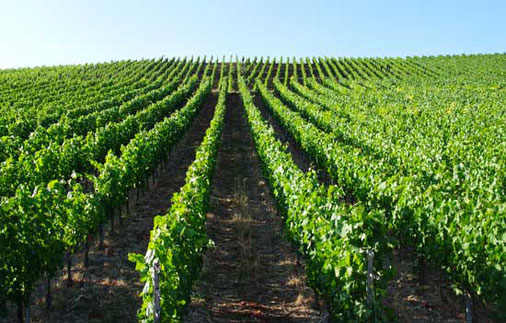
[{"x1": 0, "y1": 0, "x2": 504, "y2": 68}]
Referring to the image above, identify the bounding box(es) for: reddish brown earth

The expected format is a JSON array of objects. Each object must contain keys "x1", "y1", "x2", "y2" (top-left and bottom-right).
[
  {"x1": 383, "y1": 248, "x2": 498, "y2": 323},
  {"x1": 184, "y1": 93, "x2": 323, "y2": 322}
]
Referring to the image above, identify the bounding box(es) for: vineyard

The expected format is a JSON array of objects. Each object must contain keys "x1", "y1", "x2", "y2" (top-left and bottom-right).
[{"x1": 0, "y1": 54, "x2": 505, "y2": 322}]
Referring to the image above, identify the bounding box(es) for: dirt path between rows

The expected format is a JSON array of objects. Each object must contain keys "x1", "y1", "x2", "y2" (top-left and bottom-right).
[
  {"x1": 185, "y1": 93, "x2": 322, "y2": 322},
  {"x1": 1, "y1": 92, "x2": 218, "y2": 323}
]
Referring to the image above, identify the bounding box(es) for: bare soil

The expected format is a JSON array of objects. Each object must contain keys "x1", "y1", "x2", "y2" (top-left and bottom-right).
[
  {"x1": 185, "y1": 93, "x2": 322, "y2": 322},
  {"x1": 1, "y1": 92, "x2": 218, "y2": 323},
  {"x1": 383, "y1": 248, "x2": 498, "y2": 323}
]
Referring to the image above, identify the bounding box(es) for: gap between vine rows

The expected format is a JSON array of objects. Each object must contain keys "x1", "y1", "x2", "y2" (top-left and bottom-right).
[{"x1": 185, "y1": 93, "x2": 323, "y2": 322}]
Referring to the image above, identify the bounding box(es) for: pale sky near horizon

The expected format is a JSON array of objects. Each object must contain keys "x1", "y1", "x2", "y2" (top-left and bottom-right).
[{"x1": 0, "y1": 0, "x2": 504, "y2": 69}]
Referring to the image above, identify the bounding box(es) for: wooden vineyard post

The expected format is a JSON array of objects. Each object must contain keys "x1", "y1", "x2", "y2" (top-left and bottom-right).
[
  {"x1": 66, "y1": 251, "x2": 72, "y2": 287},
  {"x1": 109, "y1": 207, "x2": 115, "y2": 236},
  {"x1": 24, "y1": 297, "x2": 30, "y2": 323},
  {"x1": 366, "y1": 249, "x2": 375, "y2": 306},
  {"x1": 46, "y1": 275, "x2": 52, "y2": 310},
  {"x1": 118, "y1": 207, "x2": 123, "y2": 227},
  {"x1": 127, "y1": 198, "x2": 130, "y2": 217},
  {"x1": 16, "y1": 299, "x2": 22, "y2": 323},
  {"x1": 439, "y1": 271, "x2": 447, "y2": 303},
  {"x1": 153, "y1": 259, "x2": 161, "y2": 323},
  {"x1": 84, "y1": 235, "x2": 90, "y2": 268},
  {"x1": 465, "y1": 290, "x2": 472, "y2": 323},
  {"x1": 99, "y1": 222, "x2": 104, "y2": 250}
]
